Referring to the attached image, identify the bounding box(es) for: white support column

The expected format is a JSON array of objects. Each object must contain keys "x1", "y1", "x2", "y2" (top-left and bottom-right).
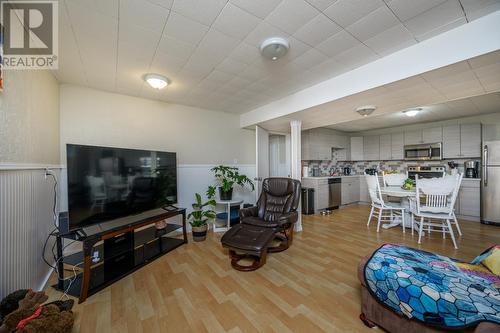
[{"x1": 290, "y1": 120, "x2": 302, "y2": 232}]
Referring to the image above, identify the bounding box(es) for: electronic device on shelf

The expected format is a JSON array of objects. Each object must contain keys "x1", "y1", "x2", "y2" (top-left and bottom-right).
[
  {"x1": 64, "y1": 144, "x2": 177, "y2": 233},
  {"x1": 162, "y1": 204, "x2": 178, "y2": 212}
]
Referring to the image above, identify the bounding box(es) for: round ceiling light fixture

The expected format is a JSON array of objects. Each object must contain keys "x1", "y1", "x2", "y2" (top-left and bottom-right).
[
  {"x1": 260, "y1": 37, "x2": 289, "y2": 61},
  {"x1": 355, "y1": 105, "x2": 377, "y2": 117},
  {"x1": 403, "y1": 108, "x2": 422, "y2": 117},
  {"x1": 144, "y1": 73, "x2": 170, "y2": 89}
]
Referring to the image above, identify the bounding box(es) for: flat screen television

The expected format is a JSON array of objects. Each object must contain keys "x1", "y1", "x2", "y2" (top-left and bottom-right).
[{"x1": 66, "y1": 144, "x2": 177, "y2": 231}]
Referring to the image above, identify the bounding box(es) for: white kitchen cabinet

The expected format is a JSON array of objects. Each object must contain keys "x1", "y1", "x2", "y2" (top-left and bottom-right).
[
  {"x1": 363, "y1": 135, "x2": 380, "y2": 161},
  {"x1": 359, "y1": 176, "x2": 370, "y2": 203},
  {"x1": 457, "y1": 180, "x2": 480, "y2": 220},
  {"x1": 350, "y1": 137, "x2": 364, "y2": 161},
  {"x1": 443, "y1": 124, "x2": 481, "y2": 158},
  {"x1": 460, "y1": 124, "x2": 481, "y2": 158},
  {"x1": 316, "y1": 181, "x2": 330, "y2": 211},
  {"x1": 404, "y1": 130, "x2": 422, "y2": 145},
  {"x1": 302, "y1": 129, "x2": 332, "y2": 160},
  {"x1": 422, "y1": 127, "x2": 442, "y2": 143},
  {"x1": 341, "y1": 177, "x2": 360, "y2": 205},
  {"x1": 443, "y1": 125, "x2": 461, "y2": 158},
  {"x1": 379, "y1": 134, "x2": 392, "y2": 160},
  {"x1": 391, "y1": 132, "x2": 404, "y2": 160}
]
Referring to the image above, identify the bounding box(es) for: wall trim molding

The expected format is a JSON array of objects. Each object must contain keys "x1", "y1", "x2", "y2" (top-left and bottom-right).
[{"x1": 0, "y1": 163, "x2": 64, "y2": 171}]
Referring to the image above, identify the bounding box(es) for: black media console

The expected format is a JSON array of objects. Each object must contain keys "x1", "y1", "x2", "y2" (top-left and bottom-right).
[{"x1": 52, "y1": 208, "x2": 186, "y2": 303}]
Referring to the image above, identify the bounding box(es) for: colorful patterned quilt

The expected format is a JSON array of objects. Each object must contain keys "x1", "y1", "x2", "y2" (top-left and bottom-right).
[{"x1": 364, "y1": 244, "x2": 500, "y2": 329}]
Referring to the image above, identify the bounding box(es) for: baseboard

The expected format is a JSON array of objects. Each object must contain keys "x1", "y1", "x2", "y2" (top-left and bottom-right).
[{"x1": 38, "y1": 268, "x2": 55, "y2": 292}]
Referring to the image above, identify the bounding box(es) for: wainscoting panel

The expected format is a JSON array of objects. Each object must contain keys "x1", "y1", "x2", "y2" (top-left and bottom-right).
[{"x1": 0, "y1": 168, "x2": 60, "y2": 299}]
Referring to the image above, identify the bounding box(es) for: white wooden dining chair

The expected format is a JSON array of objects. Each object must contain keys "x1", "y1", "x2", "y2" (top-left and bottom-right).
[
  {"x1": 365, "y1": 173, "x2": 406, "y2": 233},
  {"x1": 382, "y1": 172, "x2": 407, "y2": 187},
  {"x1": 411, "y1": 174, "x2": 463, "y2": 249}
]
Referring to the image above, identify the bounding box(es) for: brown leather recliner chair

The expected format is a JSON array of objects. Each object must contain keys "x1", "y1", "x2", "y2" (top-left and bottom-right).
[{"x1": 239, "y1": 178, "x2": 301, "y2": 252}]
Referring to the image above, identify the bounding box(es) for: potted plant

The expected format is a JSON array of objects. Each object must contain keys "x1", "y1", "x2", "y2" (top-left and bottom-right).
[
  {"x1": 207, "y1": 165, "x2": 254, "y2": 200},
  {"x1": 188, "y1": 193, "x2": 216, "y2": 242}
]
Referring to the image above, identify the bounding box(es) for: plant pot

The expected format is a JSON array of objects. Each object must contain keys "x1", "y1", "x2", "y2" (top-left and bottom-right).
[
  {"x1": 219, "y1": 187, "x2": 233, "y2": 200},
  {"x1": 192, "y1": 224, "x2": 208, "y2": 242}
]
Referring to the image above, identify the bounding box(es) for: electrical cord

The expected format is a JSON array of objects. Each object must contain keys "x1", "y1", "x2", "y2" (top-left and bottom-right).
[
  {"x1": 60, "y1": 261, "x2": 83, "y2": 301},
  {"x1": 41, "y1": 169, "x2": 60, "y2": 270}
]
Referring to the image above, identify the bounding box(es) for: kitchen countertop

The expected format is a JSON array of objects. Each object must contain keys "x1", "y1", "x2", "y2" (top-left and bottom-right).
[{"x1": 302, "y1": 175, "x2": 481, "y2": 180}]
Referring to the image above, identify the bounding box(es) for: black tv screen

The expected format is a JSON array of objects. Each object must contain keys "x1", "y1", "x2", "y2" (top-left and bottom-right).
[{"x1": 66, "y1": 144, "x2": 177, "y2": 231}]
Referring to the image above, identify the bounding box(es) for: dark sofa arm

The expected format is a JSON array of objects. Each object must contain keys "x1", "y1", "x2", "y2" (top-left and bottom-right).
[
  {"x1": 240, "y1": 206, "x2": 258, "y2": 219},
  {"x1": 277, "y1": 211, "x2": 298, "y2": 226}
]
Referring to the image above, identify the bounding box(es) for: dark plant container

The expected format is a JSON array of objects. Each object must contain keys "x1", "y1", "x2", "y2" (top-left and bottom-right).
[
  {"x1": 219, "y1": 187, "x2": 233, "y2": 200},
  {"x1": 192, "y1": 225, "x2": 208, "y2": 242}
]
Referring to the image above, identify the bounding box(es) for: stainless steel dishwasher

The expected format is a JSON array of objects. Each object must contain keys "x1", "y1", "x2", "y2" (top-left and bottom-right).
[{"x1": 328, "y1": 178, "x2": 341, "y2": 209}]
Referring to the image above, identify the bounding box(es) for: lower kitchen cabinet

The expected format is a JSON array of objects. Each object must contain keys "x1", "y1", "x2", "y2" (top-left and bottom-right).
[
  {"x1": 341, "y1": 177, "x2": 360, "y2": 205},
  {"x1": 457, "y1": 180, "x2": 480, "y2": 220}
]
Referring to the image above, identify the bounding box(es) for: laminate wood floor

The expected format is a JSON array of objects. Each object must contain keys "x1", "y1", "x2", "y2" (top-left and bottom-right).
[{"x1": 46, "y1": 205, "x2": 500, "y2": 333}]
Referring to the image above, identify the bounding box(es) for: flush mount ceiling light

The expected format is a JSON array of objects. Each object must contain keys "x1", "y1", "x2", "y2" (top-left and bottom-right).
[
  {"x1": 260, "y1": 37, "x2": 289, "y2": 61},
  {"x1": 144, "y1": 73, "x2": 169, "y2": 89},
  {"x1": 355, "y1": 105, "x2": 376, "y2": 117},
  {"x1": 403, "y1": 108, "x2": 423, "y2": 117}
]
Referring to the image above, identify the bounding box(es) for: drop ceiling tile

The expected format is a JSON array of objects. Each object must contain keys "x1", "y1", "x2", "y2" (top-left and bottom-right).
[
  {"x1": 385, "y1": 0, "x2": 447, "y2": 21},
  {"x1": 323, "y1": 0, "x2": 384, "y2": 27},
  {"x1": 244, "y1": 21, "x2": 289, "y2": 47},
  {"x1": 460, "y1": 0, "x2": 500, "y2": 21},
  {"x1": 308, "y1": 58, "x2": 346, "y2": 80},
  {"x1": 157, "y1": 35, "x2": 196, "y2": 61},
  {"x1": 346, "y1": 6, "x2": 400, "y2": 42},
  {"x1": 195, "y1": 29, "x2": 240, "y2": 64},
  {"x1": 293, "y1": 13, "x2": 342, "y2": 46},
  {"x1": 118, "y1": 22, "x2": 161, "y2": 53},
  {"x1": 404, "y1": 0, "x2": 464, "y2": 39},
  {"x1": 163, "y1": 12, "x2": 209, "y2": 46},
  {"x1": 468, "y1": 50, "x2": 500, "y2": 69},
  {"x1": 265, "y1": 0, "x2": 319, "y2": 35},
  {"x1": 182, "y1": 57, "x2": 216, "y2": 77},
  {"x1": 213, "y1": 3, "x2": 261, "y2": 39},
  {"x1": 65, "y1": 0, "x2": 119, "y2": 18},
  {"x1": 285, "y1": 36, "x2": 311, "y2": 60},
  {"x1": 306, "y1": 0, "x2": 338, "y2": 11},
  {"x1": 316, "y1": 30, "x2": 360, "y2": 57},
  {"x1": 150, "y1": 50, "x2": 188, "y2": 74},
  {"x1": 146, "y1": 0, "x2": 174, "y2": 10},
  {"x1": 414, "y1": 17, "x2": 466, "y2": 41},
  {"x1": 172, "y1": 0, "x2": 227, "y2": 26},
  {"x1": 364, "y1": 24, "x2": 417, "y2": 56},
  {"x1": 120, "y1": 0, "x2": 169, "y2": 34},
  {"x1": 230, "y1": 0, "x2": 282, "y2": 19},
  {"x1": 204, "y1": 70, "x2": 234, "y2": 84},
  {"x1": 216, "y1": 57, "x2": 248, "y2": 75},
  {"x1": 238, "y1": 65, "x2": 269, "y2": 81},
  {"x1": 333, "y1": 43, "x2": 379, "y2": 69},
  {"x1": 291, "y1": 48, "x2": 329, "y2": 70},
  {"x1": 421, "y1": 61, "x2": 470, "y2": 82},
  {"x1": 228, "y1": 43, "x2": 260, "y2": 65}
]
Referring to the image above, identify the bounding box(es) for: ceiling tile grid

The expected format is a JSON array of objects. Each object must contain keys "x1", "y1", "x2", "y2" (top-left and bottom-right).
[{"x1": 55, "y1": 0, "x2": 500, "y2": 113}]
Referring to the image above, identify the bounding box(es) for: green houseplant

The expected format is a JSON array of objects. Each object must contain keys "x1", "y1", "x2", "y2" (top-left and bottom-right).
[
  {"x1": 188, "y1": 193, "x2": 216, "y2": 242},
  {"x1": 207, "y1": 165, "x2": 254, "y2": 200}
]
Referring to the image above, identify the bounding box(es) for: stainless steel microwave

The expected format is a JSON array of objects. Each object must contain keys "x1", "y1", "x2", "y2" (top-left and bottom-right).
[{"x1": 404, "y1": 143, "x2": 442, "y2": 161}]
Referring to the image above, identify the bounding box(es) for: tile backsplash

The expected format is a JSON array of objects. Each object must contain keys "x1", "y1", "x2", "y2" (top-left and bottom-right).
[{"x1": 303, "y1": 156, "x2": 478, "y2": 176}]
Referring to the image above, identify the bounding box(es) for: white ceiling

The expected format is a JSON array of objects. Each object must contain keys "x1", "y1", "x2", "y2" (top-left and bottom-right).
[
  {"x1": 258, "y1": 49, "x2": 500, "y2": 132},
  {"x1": 55, "y1": 0, "x2": 500, "y2": 114},
  {"x1": 327, "y1": 91, "x2": 500, "y2": 132}
]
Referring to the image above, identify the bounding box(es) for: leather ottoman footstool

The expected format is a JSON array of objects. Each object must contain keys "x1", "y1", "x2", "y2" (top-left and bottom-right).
[{"x1": 221, "y1": 224, "x2": 275, "y2": 271}]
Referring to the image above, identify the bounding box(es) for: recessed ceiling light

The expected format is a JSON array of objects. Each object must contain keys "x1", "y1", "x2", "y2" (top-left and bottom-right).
[
  {"x1": 144, "y1": 73, "x2": 169, "y2": 89},
  {"x1": 260, "y1": 37, "x2": 289, "y2": 61},
  {"x1": 355, "y1": 105, "x2": 376, "y2": 117},
  {"x1": 403, "y1": 108, "x2": 422, "y2": 117}
]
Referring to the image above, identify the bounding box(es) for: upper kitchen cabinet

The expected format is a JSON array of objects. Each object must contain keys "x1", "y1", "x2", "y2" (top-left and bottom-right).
[
  {"x1": 363, "y1": 135, "x2": 380, "y2": 160},
  {"x1": 391, "y1": 132, "x2": 404, "y2": 160},
  {"x1": 422, "y1": 127, "x2": 442, "y2": 143},
  {"x1": 460, "y1": 124, "x2": 481, "y2": 158},
  {"x1": 443, "y1": 124, "x2": 481, "y2": 158},
  {"x1": 404, "y1": 130, "x2": 422, "y2": 145},
  {"x1": 302, "y1": 128, "x2": 348, "y2": 160},
  {"x1": 350, "y1": 137, "x2": 364, "y2": 161},
  {"x1": 404, "y1": 127, "x2": 442, "y2": 145},
  {"x1": 379, "y1": 134, "x2": 392, "y2": 160}
]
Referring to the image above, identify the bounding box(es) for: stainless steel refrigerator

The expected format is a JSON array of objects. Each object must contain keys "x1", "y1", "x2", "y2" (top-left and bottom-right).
[{"x1": 482, "y1": 140, "x2": 500, "y2": 225}]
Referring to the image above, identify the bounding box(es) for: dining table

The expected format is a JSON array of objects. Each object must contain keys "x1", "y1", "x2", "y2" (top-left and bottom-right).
[{"x1": 379, "y1": 186, "x2": 416, "y2": 230}]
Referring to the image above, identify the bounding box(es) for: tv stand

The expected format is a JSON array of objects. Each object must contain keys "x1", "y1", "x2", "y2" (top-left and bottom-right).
[{"x1": 53, "y1": 208, "x2": 186, "y2": 303}]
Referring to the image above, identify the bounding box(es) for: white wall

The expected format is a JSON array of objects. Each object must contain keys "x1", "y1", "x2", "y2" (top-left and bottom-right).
[
  {"x1": 59, "y1": 85, "x2": 257, "y2": 211},
  {"x1": 0, "y1": 70, "x2": 60, "y2": 298}
]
